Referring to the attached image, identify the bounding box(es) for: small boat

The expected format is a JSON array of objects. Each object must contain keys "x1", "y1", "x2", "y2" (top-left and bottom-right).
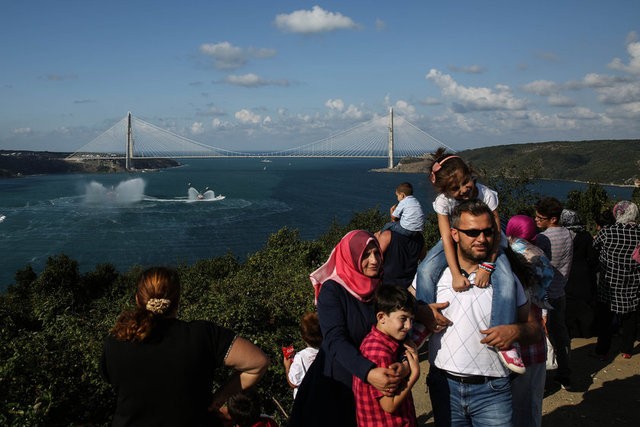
[
  {"x1": 260, "y1": 159, "x2": 272, "y2": 163},
  {"x1": 0, "y1": 215, "x2": 5, "y2": 223},
  {"x1": 187, "y1": 185, "x2": 225, "y2": 202}
]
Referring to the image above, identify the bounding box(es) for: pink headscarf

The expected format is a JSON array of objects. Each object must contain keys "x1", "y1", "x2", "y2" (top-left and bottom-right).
[
  {"x1": 310, "y1": 230, "x2": 382, "y2": 304},
  {"x1": 506, "y1": 214, "x2": 537, "y2": 242}
]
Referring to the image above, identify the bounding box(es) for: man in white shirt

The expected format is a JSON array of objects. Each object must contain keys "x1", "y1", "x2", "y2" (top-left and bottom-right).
[{"x1": 421, "y1": 200, "x2": 539, "y2": 427}]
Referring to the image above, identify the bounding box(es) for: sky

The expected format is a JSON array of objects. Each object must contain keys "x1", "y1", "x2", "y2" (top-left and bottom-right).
[{"x1": 1, "y1": 0, "x2": 639, "y2": 152}]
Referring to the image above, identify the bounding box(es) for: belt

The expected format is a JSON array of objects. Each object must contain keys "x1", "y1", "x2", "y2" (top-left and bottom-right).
[{"x1": 432, "y1": 366, "x2": 498, "y2": 384}]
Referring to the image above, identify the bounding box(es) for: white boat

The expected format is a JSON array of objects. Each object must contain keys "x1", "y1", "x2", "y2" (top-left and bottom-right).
[
  {"x1": 260, "y1": 159, "x2": 272, "y2": 163},
  {"x1": 187, "y1": 185, "x2": 225, "y2": 202},
  {"x1": 0, "y1": 215, "x2": 5, "y2": 223}
]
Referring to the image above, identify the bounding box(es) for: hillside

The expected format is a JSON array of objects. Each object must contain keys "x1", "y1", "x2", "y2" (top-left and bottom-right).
[
  {"x1": 384, "y1": 139, "x2": 640, "y2": 186},
  {"x1": 0, "y1": 150, "x2": 179, "y2": 177}
]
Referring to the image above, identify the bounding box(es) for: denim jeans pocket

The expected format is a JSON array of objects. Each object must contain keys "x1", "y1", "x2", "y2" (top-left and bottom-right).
[{"x1": 488, "y1": 376, "x2": 510, "y2": 392}]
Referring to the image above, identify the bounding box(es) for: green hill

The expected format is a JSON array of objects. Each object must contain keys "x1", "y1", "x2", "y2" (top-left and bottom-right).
[{"x1": 390, "y1": 139, "x2": 640, "y2": 186}]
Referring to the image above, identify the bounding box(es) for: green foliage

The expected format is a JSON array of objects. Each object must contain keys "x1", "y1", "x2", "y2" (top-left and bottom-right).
[
  {"x1": 482, "y1": 164, "x2": 539, "y2": 223},
  {"x1": 565, "y1": 182, "x2": 612, "y2": 233}
]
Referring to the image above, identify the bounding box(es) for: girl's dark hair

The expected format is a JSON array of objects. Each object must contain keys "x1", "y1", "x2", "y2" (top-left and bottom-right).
[
  {"x1": 428, "y1": 147, "x2": 476, "y2": 194},
  {"x1": 300, "y1": 311, "x2": 322, "y2": 348},
  {"x1": 110, "y1": 267, "x2": 180, "y2": 342}
]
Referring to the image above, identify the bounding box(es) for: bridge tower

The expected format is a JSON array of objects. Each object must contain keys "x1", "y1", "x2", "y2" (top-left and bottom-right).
[
  {"x1": 387, "y1": 107, "x2": 394, "y2": 168},
  {"x1": 125, "y1": 112, "x2": 134, "y2": 171}
]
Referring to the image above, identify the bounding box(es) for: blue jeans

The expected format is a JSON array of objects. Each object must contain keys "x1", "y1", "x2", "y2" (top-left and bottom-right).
[
  {"x1": 415, "y1": 240, "x2": 517, "y2": 326},
  {"x1": 381, "y1": 221, "x2": 421, "y2": 237},
  {"x1": 427, "y1": 366, "x2": 513, "y2": 427}
]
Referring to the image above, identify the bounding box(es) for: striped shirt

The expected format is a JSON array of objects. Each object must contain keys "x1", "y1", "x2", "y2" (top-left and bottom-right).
[
  {"x1": 593, "y1": 223, "x2": 640, "y2": 313},
  {"x1": 535, "y1": 226, "x2": 573, "y2": 299}
]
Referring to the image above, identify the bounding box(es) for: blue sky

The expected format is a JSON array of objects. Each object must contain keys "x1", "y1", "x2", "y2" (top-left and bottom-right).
[{"x1": 1, "y1": 0, "x2": 639, "y2": 152}]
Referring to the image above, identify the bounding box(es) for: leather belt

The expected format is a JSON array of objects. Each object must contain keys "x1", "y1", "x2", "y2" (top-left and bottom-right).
[{"x1": 431, "y1": 366, "x2": 498, "y2": 384}]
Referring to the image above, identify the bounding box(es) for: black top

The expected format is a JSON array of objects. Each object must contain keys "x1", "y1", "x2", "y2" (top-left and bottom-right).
[
  {"x1": 101, "y1": 318, "x2": 236, "y2": 426},
  {"x1": 382, "y1": 231, "x2": 425, "y2": 288}
]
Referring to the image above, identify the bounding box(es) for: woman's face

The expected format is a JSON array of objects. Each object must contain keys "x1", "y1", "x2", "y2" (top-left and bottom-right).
[{"x1": 360, "y1": 241, "x2": 382, "y2": 278}]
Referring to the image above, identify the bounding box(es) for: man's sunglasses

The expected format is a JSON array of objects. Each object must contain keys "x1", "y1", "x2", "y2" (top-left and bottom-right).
[{"x1": 454, "y1": 227, "x2": 494, "y2": 238}]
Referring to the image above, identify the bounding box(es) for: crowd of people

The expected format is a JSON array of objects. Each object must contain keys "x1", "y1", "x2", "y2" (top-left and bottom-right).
[{"x1": 99, "y1": 148, "x2": 640, "y2": 426}]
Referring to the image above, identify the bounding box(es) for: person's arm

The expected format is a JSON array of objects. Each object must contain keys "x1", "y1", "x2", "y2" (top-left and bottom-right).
[
  {"x1": 475, "y1": 209, "x2": 501, "y2": 288},
  {"x1": 209, "y1": 336, "x2": 270, "y2": 411},
  {"x1": 438, "y1": 213, "x2": 469, "y2": 291},
  {"x1": 377, "y1": 230, "x2": 392, "y2": 255},
  {"x1": 283, "y1": 355, "x2": 297, "y2": 389},
  {"x1": 378, "y1": 343, "x2": 420, "y2": 413},
  {"x1": 479, "y1": 301, "x2": 542, "y2": 349}
]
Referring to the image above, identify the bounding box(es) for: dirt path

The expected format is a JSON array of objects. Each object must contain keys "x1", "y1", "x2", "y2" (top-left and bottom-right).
[{"x1": 412, "y1": 337, "x2": 640, "y2": 426}]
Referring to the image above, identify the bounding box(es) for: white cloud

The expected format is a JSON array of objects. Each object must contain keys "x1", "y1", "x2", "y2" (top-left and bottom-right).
[
  {"x1": 12, "y1": 127, "x2": 32, "y2": 135},
  {"x1": 235, "y1": 109, "x2": 262, "y2": 124},
  {"x1": 199, "y1": 42, "x2": 276, "y2": 70},
  {"x1": 596, "y1": 81, "x2": 640, "y2": 105},
  {"x1": 275, "y1": 6, "x2": 360, "y2": 34},
  {"x1": 547, "y1": 94, "x2": 575, "y2": 107},
  {"x1": 393, "y1": 100, "x2": 416, "y2": 117},
  {"x1": 190, "y1": 122, "x2": 204, "y2": 135},
  {"x1": 426, "y1": 68, "x2": 527, "y2": 112},
  {"x1": 325, "y1": 98, "x2": 344, "y2": 111},
  {"x1": 343, "y1": 104, "x2": 363, "y2": 120},
  {"x1": 212, "y1": 118, "x2": 231, "y2": 129},
  {"x1": 225, "y1": 73, "x2": 289, "y2": 87},
  {"x1": 522, "y1": 80, "x2": 558, "y2": 96},
  {"x1": 608, "y1": 31, "x2": 640, "y2": 75}
]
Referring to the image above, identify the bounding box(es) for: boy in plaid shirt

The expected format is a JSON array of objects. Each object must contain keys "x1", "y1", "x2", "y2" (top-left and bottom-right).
[{"x1": 353, "y1": 285, "x2": 420, "y2": 427}]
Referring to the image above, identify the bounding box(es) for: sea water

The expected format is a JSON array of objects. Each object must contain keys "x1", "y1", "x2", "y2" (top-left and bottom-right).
[{"x1": 0, "y1": 158, "x2": 633, "y2": 291}]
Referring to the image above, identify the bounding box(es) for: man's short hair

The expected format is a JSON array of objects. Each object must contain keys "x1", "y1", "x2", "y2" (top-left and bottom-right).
[
  {"x1": 374, "y1": 284, "x2": 416, "y2": 315},
  {"x1": 396, "y1": 182, "x2": 414, "y2": 196},
  {"x1": 450, "y1": 199, "x2": 493, "y2": 228},
  {"x1": 534, "y1": 197, "x2": 563, "y2": 220}
]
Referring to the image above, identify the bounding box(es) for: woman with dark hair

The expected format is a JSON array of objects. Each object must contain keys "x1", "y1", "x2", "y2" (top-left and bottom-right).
[
  {"x1": 593, "y1": 201, "x2": 640, "y2": 360},
  {"x1": 101, "y1": 267, "x2": 269, "y2": 426},
  {"x1": 288, "y1": 230, "x2": 406, "y2": 427}
]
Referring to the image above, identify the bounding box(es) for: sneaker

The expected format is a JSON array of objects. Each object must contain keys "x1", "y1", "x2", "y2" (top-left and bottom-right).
[
  {"x1": 497, "y1": 345, "x2": 526, "y2": 374},
  {"x1": 621, "y1": 353, "x2": 632, "y2": 359}
]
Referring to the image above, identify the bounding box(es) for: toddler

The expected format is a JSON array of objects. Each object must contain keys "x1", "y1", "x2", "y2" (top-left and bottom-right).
[
  {"x1": 283, "y1": 311, "x2": 322, "y2": 399},
  {"x1": 380, "y1": 182, "x2": 425, "y2": 237}
]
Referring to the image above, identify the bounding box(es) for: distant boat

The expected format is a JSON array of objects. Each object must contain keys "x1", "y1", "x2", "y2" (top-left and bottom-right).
[
  {"x1": 187, "y1": 185, "x2": 225, "y2": 202},
  {"x1": 260, "y1": 159, "x2": 272, "y2": 163},
  {"x1": 0, "y1": 215, "x2": 5, "y2": 223}
]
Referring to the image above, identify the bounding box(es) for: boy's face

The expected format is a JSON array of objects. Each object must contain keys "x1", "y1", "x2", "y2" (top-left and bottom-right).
[
  {"x1": 395, "y1": 191, "x2": 405, "y2": 202},
  {"x1": 377, "y1": 309, "x2": 414, "y2": 341}
]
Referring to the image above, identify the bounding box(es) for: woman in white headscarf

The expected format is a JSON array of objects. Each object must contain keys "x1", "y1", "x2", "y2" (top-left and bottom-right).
[{"x1": 593, "y1": 201, "x2": 640, "y2": 359}]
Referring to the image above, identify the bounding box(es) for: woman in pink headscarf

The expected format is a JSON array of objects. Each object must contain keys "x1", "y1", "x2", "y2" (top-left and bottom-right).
[{"x1": 289, "y1": 230, "x2": 405, "y2": 427}]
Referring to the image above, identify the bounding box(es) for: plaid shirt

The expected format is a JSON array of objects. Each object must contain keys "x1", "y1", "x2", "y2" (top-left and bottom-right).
[
  {"x1": 353, "y1": 326, "x2": 416, "y2": 427},
  {"x1": 594, "y1": 223, "x2": 640, "y2": 313}
]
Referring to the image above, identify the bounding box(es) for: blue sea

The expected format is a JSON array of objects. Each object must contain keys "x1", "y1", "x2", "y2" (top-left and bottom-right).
[{"x1": 0, "y1": 158, "x2": 633, "y2": 291}]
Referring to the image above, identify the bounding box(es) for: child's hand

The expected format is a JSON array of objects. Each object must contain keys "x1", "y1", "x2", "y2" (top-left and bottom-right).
[
  {"x1": 390, "y1": 204, "x2": 397, "y2": 219},
  {"x1": 452, "y1": 273, "x2": 471, "y2": 292},
  {"x1": 475, "y1": 268, "x2": 491, "y2": 288},
  {"x1": 403, "y1": 343, "x2": 420, "y2": 383}
]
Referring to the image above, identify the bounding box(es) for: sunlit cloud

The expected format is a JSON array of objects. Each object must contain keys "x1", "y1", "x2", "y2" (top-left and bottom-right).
[
  {"x1": 275, "y1": 6, "x2": 360, "y2": 34},
  {"x1": 608, "y1": 31, "x2": 640, "y2": 75},
  {"x1": 235, "y1": 109, "x2": 262, "y2": 124},
  {"x1": 225, "y1": 73, "x2": 289, "y2": 87}
]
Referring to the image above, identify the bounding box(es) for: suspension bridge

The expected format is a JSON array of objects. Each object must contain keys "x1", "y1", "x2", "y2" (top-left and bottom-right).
[{"x1": 66, "y1": 109, "x2": 454, "y2": 170}]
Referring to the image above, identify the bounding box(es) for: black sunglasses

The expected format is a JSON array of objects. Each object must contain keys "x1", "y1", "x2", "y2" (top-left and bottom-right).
[{"x1": 454, "y1": 227, "x2": 494, "y2": 238}]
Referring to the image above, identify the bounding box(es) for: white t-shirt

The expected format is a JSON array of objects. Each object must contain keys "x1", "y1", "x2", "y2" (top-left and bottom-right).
[
  {"x1": 428, "y1": 269, "x2": 527, "y2": 378},
  {"x1": 432, "y1": 183, "x2": 499, "y2": 216},
  {"x1": 287, "y1": 347, "x2": 319, "y2": 398}
]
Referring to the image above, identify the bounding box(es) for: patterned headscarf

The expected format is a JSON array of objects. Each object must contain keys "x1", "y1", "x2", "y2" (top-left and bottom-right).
[
  {"x1": 560, "y1": 209, "x2": 584, "y2": 231},
  {"x1": 505, "y1": 214, "x2": 537, "y2": 242},
  {"x1": 612, "y1": 201, "x2": 639, "y2": 224},
  {"x1": 310, "y1": 230, "x2": 382, "y2": 303}
]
